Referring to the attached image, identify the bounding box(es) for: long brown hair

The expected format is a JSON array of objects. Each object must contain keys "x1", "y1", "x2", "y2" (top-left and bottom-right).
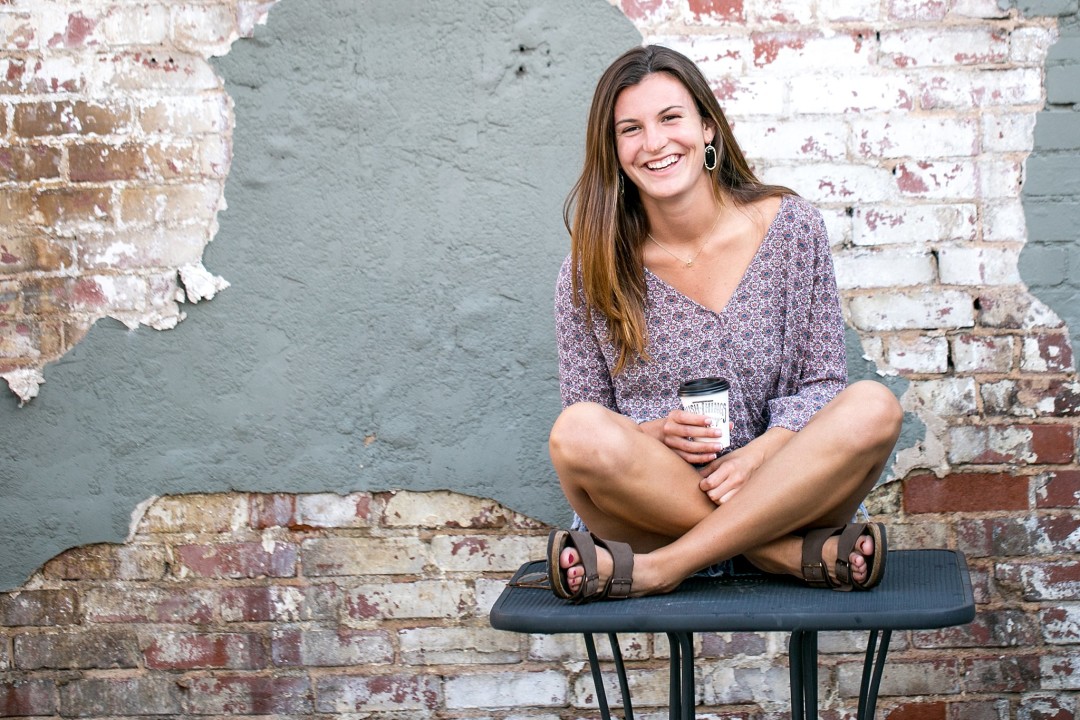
[{"x1": 564, "y1": 45, "x2": 792, "y2": 374}]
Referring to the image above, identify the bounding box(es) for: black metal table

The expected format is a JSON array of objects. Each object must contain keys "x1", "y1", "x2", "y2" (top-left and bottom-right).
[{"x1": 490, "y1": 549, "x2": 974, "y2": 720}]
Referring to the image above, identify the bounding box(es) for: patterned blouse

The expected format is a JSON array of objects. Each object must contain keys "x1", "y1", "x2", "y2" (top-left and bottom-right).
[{"x1": 554, "y1": 194, "x2": 847, "y2": 451}]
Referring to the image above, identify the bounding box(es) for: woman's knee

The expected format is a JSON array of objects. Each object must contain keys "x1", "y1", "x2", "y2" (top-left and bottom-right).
[
  {"x1": 549, "y1": 402, "x2": 632, "y2": 473},
  {"x1": 843, "y1": 380, "x2": 903, "y2": 447}
]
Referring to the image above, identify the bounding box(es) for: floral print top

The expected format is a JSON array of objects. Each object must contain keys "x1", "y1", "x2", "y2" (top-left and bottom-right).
[{"x1": 554, "y1": 194, "x2": 847, "y2": 451}]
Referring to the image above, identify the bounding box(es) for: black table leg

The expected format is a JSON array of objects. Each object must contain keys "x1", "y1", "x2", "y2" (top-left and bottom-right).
[
  {"x1": 857, "y1": 629, "x2": 891, "y2": 720},
  {"x1": 789, "y1": 631, "x2": 819, "y2": 720},
  {"x1": 608, "y1": 633, "x2": 634, "y2": 720},
  {"x1": 583, "y1": 633, "x2": 613, "y2": 720},
  {"x1": 666, "y1": 632, "x2": 696, "y2": 720}
]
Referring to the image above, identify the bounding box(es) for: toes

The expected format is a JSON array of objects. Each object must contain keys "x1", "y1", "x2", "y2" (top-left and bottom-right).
[{"x1": 560, "y1": 547, "x2": 579, "y2": 570}]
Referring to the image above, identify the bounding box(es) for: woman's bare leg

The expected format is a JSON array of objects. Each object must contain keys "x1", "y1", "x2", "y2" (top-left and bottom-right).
[{"x1": 549, "y1": 380, "x2": 903, "y2": 596}]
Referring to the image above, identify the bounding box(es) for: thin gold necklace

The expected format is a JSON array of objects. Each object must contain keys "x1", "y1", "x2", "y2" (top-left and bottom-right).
[{"x1": 647, "y1": 210, "x2": 722, "y2": 268}]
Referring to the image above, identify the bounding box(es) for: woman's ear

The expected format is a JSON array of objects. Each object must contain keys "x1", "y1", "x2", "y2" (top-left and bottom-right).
[{"x1": 703, "y1": 120, "x2": 716, "y2": 146}]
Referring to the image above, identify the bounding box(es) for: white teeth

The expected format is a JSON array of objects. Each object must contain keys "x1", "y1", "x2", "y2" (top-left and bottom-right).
[{"x1": 647, "y1": 155, "x2": 679, "y2": 170}]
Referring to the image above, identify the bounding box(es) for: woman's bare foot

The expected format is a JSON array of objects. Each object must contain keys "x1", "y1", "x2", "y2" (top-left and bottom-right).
[{"x1": 558, "y1": 544, "x2": 675, "y2": 597}]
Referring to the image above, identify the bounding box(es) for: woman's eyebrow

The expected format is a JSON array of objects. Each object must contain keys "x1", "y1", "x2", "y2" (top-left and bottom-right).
[{"x1": 614, "y1": 104, "x2": 686, "y2": 127}]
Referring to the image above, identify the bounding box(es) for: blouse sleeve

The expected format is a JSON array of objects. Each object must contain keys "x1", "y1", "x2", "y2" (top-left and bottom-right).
[
  {"x1": 554, "y1": 255, "x2": 618, "y2": 411},
  {"x1": 766, "y1": 203, "x2": 848, "y2": 432}
]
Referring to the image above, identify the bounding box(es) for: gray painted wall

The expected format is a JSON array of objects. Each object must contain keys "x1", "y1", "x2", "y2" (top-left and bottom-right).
[{"x1": 0, "y1": 0, "x2": 640, "y2": 589}]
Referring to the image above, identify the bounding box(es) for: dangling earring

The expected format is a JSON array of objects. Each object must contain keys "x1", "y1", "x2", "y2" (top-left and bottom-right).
[{"x1": 704, "y1": 144, "x2": 718, "y2": 171}]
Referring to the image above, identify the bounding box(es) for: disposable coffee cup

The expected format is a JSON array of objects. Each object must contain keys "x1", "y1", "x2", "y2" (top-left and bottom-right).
[{"x1": 678, "y1": 377, "x2": 730, "y2": 450}]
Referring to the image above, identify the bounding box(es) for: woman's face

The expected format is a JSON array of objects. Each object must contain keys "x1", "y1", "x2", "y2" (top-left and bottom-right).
[{"x1": 613, "y1": 72, "x2": 715, "y2": 204}]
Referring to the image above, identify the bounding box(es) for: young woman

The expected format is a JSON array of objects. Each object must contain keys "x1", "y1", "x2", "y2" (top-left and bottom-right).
[{"x1": 547, "y1": 45, "x2": 903, "y2": 601}]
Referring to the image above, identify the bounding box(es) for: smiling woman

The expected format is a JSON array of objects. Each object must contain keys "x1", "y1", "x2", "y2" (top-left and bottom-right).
[{"x1": 547, "y1": 45, "x2": 904, "y2": 602}]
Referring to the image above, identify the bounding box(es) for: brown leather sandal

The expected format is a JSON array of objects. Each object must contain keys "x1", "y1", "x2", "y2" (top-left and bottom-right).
[
  {"x1": 801, "y1": 522, "x2": 887, "y2": 592},
  {"x1": 547, "y1": 529, "x2": 635, "y2": 603}
]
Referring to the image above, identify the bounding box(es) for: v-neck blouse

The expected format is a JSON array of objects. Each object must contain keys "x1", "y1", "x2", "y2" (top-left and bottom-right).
[{"x1": 554, "y1": 194, "x2": 847, "y2": 450}]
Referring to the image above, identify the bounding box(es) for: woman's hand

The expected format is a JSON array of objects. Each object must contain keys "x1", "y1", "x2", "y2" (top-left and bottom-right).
[
  {"x1": 639, "y1": 409, "x2": 726, "y2": 465},
  {"x1": 697, "y1": 448, "x2": 760, "y2": 505}
]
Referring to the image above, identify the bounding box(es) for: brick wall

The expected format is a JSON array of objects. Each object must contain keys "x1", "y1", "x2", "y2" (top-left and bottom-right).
[{"x1": 2, "y1": 0, "x2": 1079, "y2": 717}]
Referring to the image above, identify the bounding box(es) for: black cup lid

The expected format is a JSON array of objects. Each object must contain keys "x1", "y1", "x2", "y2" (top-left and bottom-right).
[{"x1": 678, "y1": 377, "x2": 730, "y2": 395}]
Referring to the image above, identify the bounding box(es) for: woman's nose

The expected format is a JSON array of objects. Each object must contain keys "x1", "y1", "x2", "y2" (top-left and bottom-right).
[{"x1": 642, "y1": 123, "x2": 666, "y2": 153}]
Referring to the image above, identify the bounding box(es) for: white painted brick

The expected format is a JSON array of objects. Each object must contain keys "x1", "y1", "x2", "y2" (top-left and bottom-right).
[
  {"x1": 347, "y1": 580, "x2": 472, "y2": 620},
  {"x1": 748, "y1": 33, "x2": 873, "y2": 73},
  {"x1": 918, "y1": 68, "x2": 1043, "y2": 109},
  {"x1": 982, "y1": 112, "x2": 1037, "y2": 153},
  {"x1": 749, "y1": 0, "x2": 815, "y2": 24},
  {"x1": 714, "y1": 75, "x2": 787, "y2": 116},
  {"x1": 853, "y1": 203, "x2": 976, "y2": 246},
  {"x1": 400, "y1": 627, "x2": 522, "y2": 665},
  {"x1": 1042, "y1": 656, "x2": 1080, "y2": 690},
  {"x1": 818, "y1": 206, "x2": 852, "y2": 249},
  {"x1": 880, "y1": 27, "x2": 1008, "y2": 68},
  {"x1": 573, "y1": 666, "x2": 672, "y2": 709},
  {"x1": 676, "y1": 35, "x2": 755, "y2": 76},
  {"x1": 171, "y1": 3, "x2": 240, "y2": 56},
  {"x1": 382, "y1": 490, "x2": 518, "y2": 528},
  {"x1": 100, "y1": 4, "x2": 170, "y2": 46},
  {"x1": 952, "y1": 334, "x2": 1015, "y2": 373},
  {"x1": 887, "y1": 335, "x2": 949, "y2": 374},
  {"x1": 444, "y1": 671, "x2": 566, "y2": 709},
  {"x1": 857, "y1": 334, "x2": 887, "y2": 370},
  {"x1": 938, "y1": 245, "x2": 1022, "y2": 286},
  {"x1": 474, "y1": 577, "x2": 510, "y2": 615},
  {"x1": 854, "y1": 116, "x2": 978, "y2": 158},
  {"x1": 1022, "y1": 336, "x2": 1073, "y2": 372},
  {"x1": 905, "y1": 377, "x2": 979, "y2": 416},
  {"x1": 978, "y1": 289, "x2": 1064, "y2": 329},
  {"x1": 982, "y1": 199, "x2": 1027, "y2": 242},
  {"x1": 848, "y1": 290, "x2": 975, "y2": 330},
  {"x1": 529, "y1": 632, "x2": 652, "y2": 662},
  {"x1": 759, "y1": 164, "x2": 895, "y2": 203},
  {"x1": 732, "y1": 118, "x2": 847, "y2": 161},
  {"x1": 429, "y1": 534, "x2": 545, "y2": 572},
  {"x1": 702, "y1": 664, "x2": 791, "y2": 705},
  {"x1": 819, "y1": 0, "x2": 881, "y2": 21},
  {"x1": 295, "y1": 493, "x2": 371, "y2": 528},
  {"x1": 790, "y1": 72, "x2": 914, "y2": 114},
  {"x1": 888, "y1": 0, "x2": 949, "y2": 21},
  {"x1": 980, "y1": 379, "x2": 1035, "y2": 417},
  {"x1": 1010, "y1": 26, "x2": 1058, "y2": 65},
  {"x1": 895, "y1": 160, "x2": 977, "y2": 199},
  {"x1": 948, "y1": 424, "x2": 1036, "y2": 464},
  {"x1": 301, "y1": 537, "x2": 429, "y2": 576},
  {"x1": 833, "y1": 248, "x2": 936, "y2": 289},
  {"x1": 981, "y1": 158, "x2": 1024, "y2": 199},
  {"x1": 948, "y1": 0, "x2": 1010, "y2": 18}
]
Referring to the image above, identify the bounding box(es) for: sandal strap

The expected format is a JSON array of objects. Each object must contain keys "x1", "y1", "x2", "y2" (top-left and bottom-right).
[
  {"x1": 835, "y1": 523, "x2": 869, "y2": 588},
  {"x1": 593, "y1": 535, "x2": 634, "y2": 599},
  {"x1": 802, "y1": 527, "x2": 843, "y2": 589},
  {"x1": 567, "y1": 530, "x2": 601, "y2": 600}
]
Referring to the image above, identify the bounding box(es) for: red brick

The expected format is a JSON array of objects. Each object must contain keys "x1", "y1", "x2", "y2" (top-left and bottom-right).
[
  {"x1": 913, "y1": 609, "x2": 1039, "y2": 648},
  {"x1": 58, "y1": 677, "x2": 182, "y2": 716},
  {"x1": 0, "y1": 679, "x2": 56, "y2": 716},
  {"x1": 176, "y1": 541, "x2": 298, "y2": 579},
  {"x1": 12, "y1": 100, "x2": 130, "y2": 137},
  {"x1": 1038, "y1": 470, "x2": 1080, "y2": 508},
  {"x1": 1026, "y1": 424, "x2": 1075, "y2": 464},
  {"x1": 34, "y1": 187, "x2": 113, "y2": 226},
  {"x1": 68, "y1": 142, "x2": 150, "y2": 182},
  {"x1": 41, "y1": 544, "x2": 116, "y2": 580},
  {"x1": 271, "y1": 628, "x2": 393, "y2": 667},
  {"x1": 0, "y1": 589, "x2": 79, "y2": 626},
  {"x1": 888, "y1": 702, "x2": 947, "y2": 720},
  {"x1": 1026, "y1": 332, "x2": 1074, "y2": 372},
  {"x1": 249, "y1": 492, "x2": 296, "y2": 529},
  {"x1": 688, "y1": 0, "x2": 744, "y2": 21},
  {"x1": 0, "y1": 145, "x2": 61, "y2": 181},
  {"x1": 904, "y1": 473, "x2": 1028, "y2": 513},
  {"x1": 948, "y1": 700, "x2": 1009, "y2": 720},
  {"x1": 1041, "y1": 606, "x2": 1080, "y2": 644},
  {"x1": 997, "y1": 560, "x2": 1080, "y2": 601},
  {"x1": 961, "y1": 655, "x2": 1041, "y2": 693},
  {"x1": 84, "y1": 586, "x2": 215, "y2": 624},
  {"x1": 315, "y1": 673, "x2": 441, "y2": 712},
  {"x1": 14, "y1": 630, "x2": 139, "y2": 669},
  {"x1": 1018, "y1": 693, "x2": 1076, "y2": 720},
  {"x1": 144, "y1": 631, "x2": 267, "y2": 670},
  {"x1": 184, "y1": 676, "x2": 313, "y2": 714}
]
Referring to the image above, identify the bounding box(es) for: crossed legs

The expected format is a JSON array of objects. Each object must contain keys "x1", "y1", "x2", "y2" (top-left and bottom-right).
[{"x1": 548, "y1": 380, "x2": 903, "y2": 596}]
